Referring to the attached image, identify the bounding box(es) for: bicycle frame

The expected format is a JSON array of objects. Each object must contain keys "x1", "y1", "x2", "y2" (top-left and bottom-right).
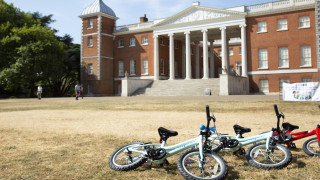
[
  {"x1": 209, "y1": 131, "x2": 274, "y2": 152},
  {"x1": 127, "y1": 132, "x2": 206, "y2": 164},
  {"x1": 277, "y1": 125, "x2": 320, "y2": 146}
]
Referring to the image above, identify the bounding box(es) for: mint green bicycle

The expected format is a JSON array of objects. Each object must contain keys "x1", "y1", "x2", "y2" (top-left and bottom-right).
[
  {"x1": 202, "y1": 105, "x2": 292, "y2": 170},
  {"x1": 109, "y1": 106, "x2": 228, "y2": 180}
]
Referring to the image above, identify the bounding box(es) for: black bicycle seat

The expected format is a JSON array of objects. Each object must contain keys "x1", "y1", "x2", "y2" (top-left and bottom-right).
[
  {"x1": 233, "y1": 124, "x2": 251, "y2": 136},
  {"x1": 158, "y1": 127, "x2": 178, "y2": 142},
  {"x1": 282, "y1": 122, "x2": 299, "y2": 132}
]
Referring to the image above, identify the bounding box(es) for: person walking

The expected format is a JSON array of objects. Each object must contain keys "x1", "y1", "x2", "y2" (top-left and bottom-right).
[
  {"x1": 75, "y1": 82, "x2": 81, "y2": 100},
  {"x1": 37, "y1": 84, "x2": 42, "y2": 100},
  {"x1": 80, "y1": 84, "x2": 84, "y2": 99}
]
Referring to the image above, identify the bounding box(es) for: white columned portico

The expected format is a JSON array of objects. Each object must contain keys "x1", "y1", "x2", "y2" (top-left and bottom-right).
[
  {"x1": 202, "y1": 29, "x2": 209, "y2": 79},
  {"x1": 240, "y1": 24, "x2": 247, "y2": 77},
  {"x1": 153, "y1": 35, "x2": 159, "y2": 80},
  {"x1": 220, "y1": 27, "x2": 228, "y2": 74},
  {"x1": 169, "y1": 33, "x2": 175, "y2": 80},
  {"x1": 195, "y1": 42, "x2": 200, "y2": 79},
  {"x1": 209, "y1": 41, "x2": 214, "y2": 78},
  {"x1": 185, "y1": 31, "x2": 191, "y2": 80}
]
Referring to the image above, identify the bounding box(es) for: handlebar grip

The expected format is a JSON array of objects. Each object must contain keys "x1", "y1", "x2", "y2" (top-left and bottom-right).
[
  {"x1": 206, "y1": 105, "x2": 210, "y2": 120},
  {"x1": 274, "y1": 104, "x2": 279, "y2": 116}
]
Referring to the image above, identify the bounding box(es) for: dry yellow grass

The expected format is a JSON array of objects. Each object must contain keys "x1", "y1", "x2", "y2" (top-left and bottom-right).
[{"x1": 0, "y1": 97, "x2": 320, "y2": 179}]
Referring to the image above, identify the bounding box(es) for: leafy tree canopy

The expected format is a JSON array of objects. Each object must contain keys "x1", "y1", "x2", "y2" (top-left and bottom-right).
[{"x1": 0, "y1": 0, "x2": 80, "y2": 98}]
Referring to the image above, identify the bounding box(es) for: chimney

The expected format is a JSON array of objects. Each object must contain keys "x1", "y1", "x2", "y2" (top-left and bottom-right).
[
  {"x1": 140, "y1": 14, "x2": 148, "y2": 23},
  {"x1": 192, "y1": 1, "x2": 200, "y2": 6}
]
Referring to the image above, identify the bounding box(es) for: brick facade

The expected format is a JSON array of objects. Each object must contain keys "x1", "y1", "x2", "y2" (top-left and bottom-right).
[
  {"x1": 80, "y1": 1, "x2": 319, "y2": 96},
  {"x1": 247, "y1": 8, "x2": 319, "y2": 93}
]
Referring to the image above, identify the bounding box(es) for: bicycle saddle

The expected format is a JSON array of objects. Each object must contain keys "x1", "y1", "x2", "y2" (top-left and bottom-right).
[
  {"x1": 233, "y1": 124, "x2": 251, "y2": 137},
  {"x1": 158, "y1": 127, "x2": 178, "y2": 142},
  {"x1": 282, "y1": 122, "x2": 299, "y2": 132}
]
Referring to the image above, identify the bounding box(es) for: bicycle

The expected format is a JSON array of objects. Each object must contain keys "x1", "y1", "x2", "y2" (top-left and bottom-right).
[
  {"x1": 109, "y1": 105, "x2": 228, "y2": 180},
  {"x1": 272, "y1": 104, "x2": 320, "y2": 157},
  {"x1": 202, "y1": 105, "x2": 292, "y2": 170}
]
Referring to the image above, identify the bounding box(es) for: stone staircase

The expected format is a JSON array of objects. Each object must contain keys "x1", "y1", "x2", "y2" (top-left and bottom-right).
[{"x1": 132, "y1": 79, "x2": 220, "y2": 96}]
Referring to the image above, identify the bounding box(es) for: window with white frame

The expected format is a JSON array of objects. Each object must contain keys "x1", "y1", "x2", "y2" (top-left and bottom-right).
[
  {"x1": 130, "y1": 60, "x2": 136, "y2": 75},
  {"x1": 118, "y1": 40, "x2": 124, "y2": 48},
  {"x1": 279, "y1": 79, "x2": 290, "y2": 92},
  {"x1": 88, "y1": 19, "x2": 93, "y2": 29},
  {"x1": 118, "y1": 61, "x2": 124, "y2": 76},
  {"x1": 218, "y1": 50, "x2": 222, "y2": 57},
  {"x1": 300, "y1": 46, "x2": 311, "y2": 66},
  {"x1": 257, "y1": 21, "x2": 267, "y2": 33},
  {"x1": 88, "y1": 37, "x2": 93, "y2": 47},
  {"x1": 229, "y1": 48, "x2": 234, "y2": 56},
  {"x1": 258, "y1": 49, "x2": 268, "y2": 69},
  {"x1": 160, "y1": 59, "x2": 165, "y2": 75},
  {"x1": 88, "y1": 64, "x2": 93, "y2": 75},
  {"x1": 259, "y1": 79, "x2": 269, "y2": 93},
  {"x1": 302, "y1": 78, "x2": 312, "y2": 82},
  {"x1": 279, "y1": 47, "x2": 289, "y2": 68},
  {"x1": 142, "y1": 59, "x2": 148, "y2": 75},
  {"x1": 299, "y1": 16, "x2": 310, "y2": 28},
  {"x1": 130, "y1": 38, "x2": 136, "y2": 46},
  {"x1": 277, "y1": 19, "x2": 287, "y2": 31},
  {"x1": 142, "y1": 36, "x2": 148, "y2": 45},
  {"x1": 239, "y1": 47, "x2": 242, "y2": 55}
]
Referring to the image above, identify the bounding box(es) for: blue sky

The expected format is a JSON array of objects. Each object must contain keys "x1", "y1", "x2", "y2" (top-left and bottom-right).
[{"x1": 5, "y1": 0, "x2": 275, "y2": 44}]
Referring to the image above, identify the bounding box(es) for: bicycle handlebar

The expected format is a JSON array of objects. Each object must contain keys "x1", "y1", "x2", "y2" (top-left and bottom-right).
[
  {"x1": 274, "y1": 104, "x2": 279, "y2": 117},
  {"x1": 206, "y1": 105, "x2": 210, "y2": 121}
]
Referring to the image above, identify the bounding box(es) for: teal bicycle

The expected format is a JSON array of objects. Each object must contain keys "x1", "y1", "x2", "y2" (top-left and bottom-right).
[
  {"x1": 109, "y1": 106, "x2": 228, "y2": 180},
  {"x1": 202, "y1": 105, "x2": 292, "y2": 170}
]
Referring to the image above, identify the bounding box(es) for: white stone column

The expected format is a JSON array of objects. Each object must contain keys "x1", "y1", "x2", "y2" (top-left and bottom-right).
[
  {"x1": 220, "y1": 27, "x2": 227, "y2": 74},
  {"x1": 202, "y1": 29, "x2": 209, "y2": 79},
  {"x1": 240, "y1": 24, "x2": 247, "y2": 77},
  {"x1": 169, "y1": 33, "x2": 175, "y2": 80},
  {"x1": 209, "y1": 41, "x2": 214, "y2": 78},
  {"x1": 195, "y1": 42, "x2": 200, "y2": 79},
  {"x1": 153, "y1": 35, "x2": 159, "y2": 80},
  {"x1": 185, "y1": 31, "x2": 191, "y2": 80}
]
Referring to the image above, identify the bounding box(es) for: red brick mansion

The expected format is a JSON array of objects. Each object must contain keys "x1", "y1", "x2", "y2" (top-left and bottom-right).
[{"x1": 79, "y1": 0, "x2": 320, "y2": 96}]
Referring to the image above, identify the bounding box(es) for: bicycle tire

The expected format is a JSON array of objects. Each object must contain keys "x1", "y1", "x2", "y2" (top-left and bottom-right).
[
  {"x1": 109, "y1": 141, "x2": 147, "y2": 171},
  {"x1": 246, "y1": 142, "x2": 292, "y2": 170},
  {"x1": 303, "y1": 137, "x2": 320, "y2": 157},
  {"x1": 177, "y1": 148, "x2": 228, "y2": 180}
]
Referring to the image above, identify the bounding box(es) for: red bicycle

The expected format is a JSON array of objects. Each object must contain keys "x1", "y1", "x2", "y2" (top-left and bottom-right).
[{"x1": 273, "y1": 104, "x2": 320, "y2": 157}]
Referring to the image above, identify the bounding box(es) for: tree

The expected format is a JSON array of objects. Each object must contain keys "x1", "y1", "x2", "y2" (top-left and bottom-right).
[
  {"x1": 0, "y1": 25, "x2": 66, "y2": 97},
  {"x1": 0, "y1": 0, "x2": 80, "y2": 98},
  {"x1": 50, "y1": 34, "x2": 80, "y2": 97}
]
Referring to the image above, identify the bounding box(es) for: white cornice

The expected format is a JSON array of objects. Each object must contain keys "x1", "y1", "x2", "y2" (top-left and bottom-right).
[
  {"x1": 114, "y1": 29, "x2": 153, "y2": 36},
  {"x1": 247, "y1": 4, "x2": 315, "y2": 17},
  {"x1": 248, "y1": 68, "x2": 318, "y2": 75},
  {"x1": 79, "y1": 12, "x2": 119, "y2": 20}
]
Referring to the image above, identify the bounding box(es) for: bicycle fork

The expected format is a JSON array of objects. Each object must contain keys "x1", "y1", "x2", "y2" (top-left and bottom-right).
[{"x1": 197, "y1": 135, "x2": 205, "y2": 172}]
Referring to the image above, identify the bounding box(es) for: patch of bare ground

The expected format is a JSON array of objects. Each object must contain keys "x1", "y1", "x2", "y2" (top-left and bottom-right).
[{"x1": 0, "y1": 98, "x2": 319, "y2": 179}]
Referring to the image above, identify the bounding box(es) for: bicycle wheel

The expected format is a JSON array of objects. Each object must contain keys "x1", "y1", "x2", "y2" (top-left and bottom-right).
[
  {"x1": 177, "y1": 149, "x2": 228, "y2": 180},
  {"x1": 109, "y1": 142, "x2": 147, "y2": 171},
  {"x1": 246, "y1": 142, "x2": 292, "y2": 170},
  {"x1": 303, "y1": 137, "x2": 320, "y2": 156}
]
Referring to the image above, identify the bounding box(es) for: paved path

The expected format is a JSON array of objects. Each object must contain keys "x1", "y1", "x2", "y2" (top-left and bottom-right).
[{"x1": 1, "y1": 95, "x2": 282, "y2": 101}]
